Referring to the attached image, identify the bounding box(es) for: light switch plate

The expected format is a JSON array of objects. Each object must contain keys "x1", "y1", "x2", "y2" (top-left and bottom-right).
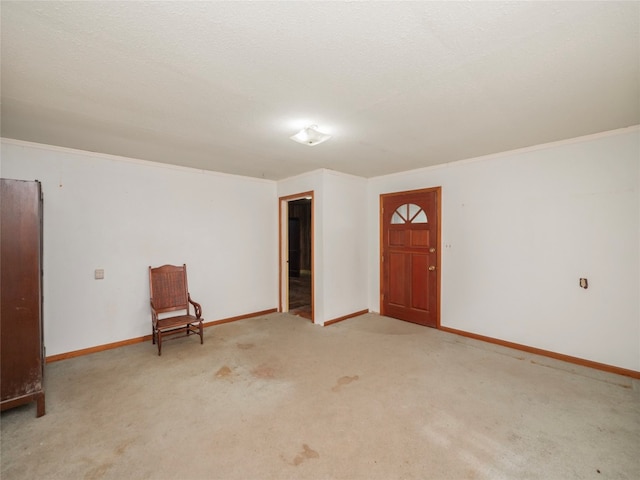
[{"x1": 95, "y1": 269, "x2": 104, "y2": 280}]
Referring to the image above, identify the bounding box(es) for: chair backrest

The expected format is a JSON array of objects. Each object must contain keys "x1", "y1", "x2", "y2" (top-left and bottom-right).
[{"x1": 149, "y1": 264, "x2": 190, "y2": 314}]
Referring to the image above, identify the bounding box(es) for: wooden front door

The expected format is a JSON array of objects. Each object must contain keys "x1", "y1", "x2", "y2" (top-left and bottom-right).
[{"x1": 381, "y1": 188, "x2": 440, "y2": 327}]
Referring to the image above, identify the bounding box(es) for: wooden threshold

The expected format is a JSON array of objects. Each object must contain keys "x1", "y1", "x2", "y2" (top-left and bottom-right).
[
  {"x1": 46, "y1": 308, "x2": 278, "y2": 363},
  {"x1": 439, "y1": 325, "x2": 640, "y2": 379}
]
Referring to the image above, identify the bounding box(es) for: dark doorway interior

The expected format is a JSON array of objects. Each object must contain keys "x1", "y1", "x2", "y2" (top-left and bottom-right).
[{"x1": 288, "y1": 198, "x2": 312, "y2": 318}]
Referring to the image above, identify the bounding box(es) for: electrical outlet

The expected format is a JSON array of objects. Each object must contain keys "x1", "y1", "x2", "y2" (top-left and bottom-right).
[{"x1": 579, "y1": 278, "x2": 588, "y2": 289}]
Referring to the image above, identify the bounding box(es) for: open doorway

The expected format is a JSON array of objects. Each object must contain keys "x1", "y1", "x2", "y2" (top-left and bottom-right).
[{"x1": 279, "y1": 192, "x2": 313, "y2": 321}]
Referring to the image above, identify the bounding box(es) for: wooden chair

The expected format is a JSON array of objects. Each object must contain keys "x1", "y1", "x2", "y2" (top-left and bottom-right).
[{"x1": 148, "y1": 264, "x2": 204, "y2": 356}]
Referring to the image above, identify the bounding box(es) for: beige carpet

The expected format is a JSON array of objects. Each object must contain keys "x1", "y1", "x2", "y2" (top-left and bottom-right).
[{"x1": 1, "y1": 312, "x2": 639, "y2": 479}]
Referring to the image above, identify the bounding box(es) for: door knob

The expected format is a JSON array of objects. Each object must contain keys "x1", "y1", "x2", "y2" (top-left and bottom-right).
[
  {"x1": 429, "y1": 247, "x2": 436, "y2": 253},
  {"x1": 428, "y1": 265, "x2": 436, "y2": 271}
]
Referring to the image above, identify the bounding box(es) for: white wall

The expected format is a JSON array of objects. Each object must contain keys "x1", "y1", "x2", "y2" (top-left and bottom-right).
[
  {"x1": 3, "y1": 128, "x2": 638, "y2": 371},
  {"x1": 321, "y1": 170, "x2": 368, "y2": 321},
  {"x1": 278, "y1": 169, "x2": 369, "y2": 325},
  {"x1": 368, "y1": 128, "x2": 640, "y2": 371},
  {"x1": 1, "y1": 139, "x2": 278, "y2": 356}
]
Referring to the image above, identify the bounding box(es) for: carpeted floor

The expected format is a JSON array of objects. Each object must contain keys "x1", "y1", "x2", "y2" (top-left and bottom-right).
[{"x1": 1, "y1": 312, "x2": 639, "y2": 479}]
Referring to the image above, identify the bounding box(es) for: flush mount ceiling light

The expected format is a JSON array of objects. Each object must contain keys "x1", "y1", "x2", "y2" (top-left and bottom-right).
[{"x1": 290, "y1": 124, "x2": 332, "y2": 146}]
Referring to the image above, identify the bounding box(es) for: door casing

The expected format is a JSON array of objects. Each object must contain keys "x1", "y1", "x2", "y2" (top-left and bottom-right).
[{"x1": 279, "y1": 191, "x2": 314, "y2": 322}]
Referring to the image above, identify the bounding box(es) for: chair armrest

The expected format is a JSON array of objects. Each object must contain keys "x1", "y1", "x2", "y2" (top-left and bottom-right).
[{"x1": 188, "y1": 294, "x2": 202, "y2": 319}]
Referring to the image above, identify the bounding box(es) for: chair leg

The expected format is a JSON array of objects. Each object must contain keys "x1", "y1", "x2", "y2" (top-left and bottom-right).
[
  {"x1": 152, "y1": 326, "x2": 156, "y2": 345},
  {"x1": 199, "y1": 322, "x2": 204, "y2": 344},
  {"x1": 157, "y1": 331, "x2": 162, "y2": 356}
]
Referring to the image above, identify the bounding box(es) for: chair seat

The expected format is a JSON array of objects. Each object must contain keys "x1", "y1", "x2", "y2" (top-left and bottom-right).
[{"x1": 156, "y1": 315, "x2": 201, "y2": 331}]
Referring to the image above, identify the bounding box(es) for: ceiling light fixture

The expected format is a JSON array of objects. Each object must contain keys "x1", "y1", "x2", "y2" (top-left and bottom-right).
[{"x1": 290, "y1": 124, "x2": 332, "y2": 146}]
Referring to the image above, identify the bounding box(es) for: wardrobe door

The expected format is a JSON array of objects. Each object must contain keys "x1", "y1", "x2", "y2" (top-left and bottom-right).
[{"x1": 1, "y1": 178, "x2": 45, "y2": 417}]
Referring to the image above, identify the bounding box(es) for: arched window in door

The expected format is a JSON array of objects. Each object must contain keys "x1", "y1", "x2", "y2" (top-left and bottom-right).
[{"x1": 391, "y1": 203, "x2": 428, "y2": 224}]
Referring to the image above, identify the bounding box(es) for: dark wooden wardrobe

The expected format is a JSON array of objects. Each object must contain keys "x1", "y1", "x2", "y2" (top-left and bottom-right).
[{"x1": 1, "y1": 178, "x2": 45, "y2": 417}]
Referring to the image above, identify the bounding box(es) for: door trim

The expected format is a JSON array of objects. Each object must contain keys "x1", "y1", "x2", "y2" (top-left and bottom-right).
[
  {"x1": 379, "y1": 186, "x2": 442, "y2": 328},
  {"x1": 279, "y1": 191, "x2": 314, "y2": 322}
]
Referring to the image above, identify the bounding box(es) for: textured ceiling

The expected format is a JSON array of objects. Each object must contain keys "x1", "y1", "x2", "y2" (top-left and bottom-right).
[{"x1": 1, "y1": 1, "x2": 638, "y2": 180}]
